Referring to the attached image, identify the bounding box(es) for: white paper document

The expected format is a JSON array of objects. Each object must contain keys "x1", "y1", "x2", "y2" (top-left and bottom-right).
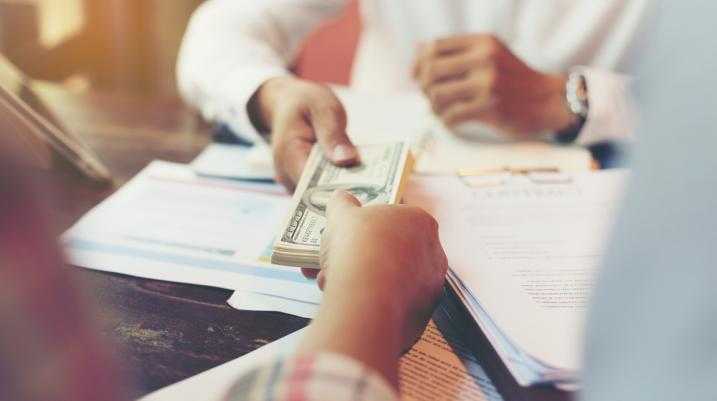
[
  {"x1": 63, "y1": 161, "x2": 321, "y2": 303},
  {"x1": 413, "y1": 133, "x2": 592, "y2": 175},
  {"x1": 141, "y1": 320, "x2": 503, "y2": 401},
  {"x1": 227, "y1": 290, "x2": 319, "y2": 319},
  {"x1": 405, "y1": 170, "x2": 628, "y2": 386},
  {"x1": 399, "y1": 321, "x2": 502, "y2": 401},
  {"x1": 191, "y1": 143, "x2": 275, "y2": 181}
]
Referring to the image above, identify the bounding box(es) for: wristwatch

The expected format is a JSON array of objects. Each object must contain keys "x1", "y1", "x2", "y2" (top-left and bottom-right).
[{"x1": 556, "y1": 70, "x2": 589, "y2": 143}]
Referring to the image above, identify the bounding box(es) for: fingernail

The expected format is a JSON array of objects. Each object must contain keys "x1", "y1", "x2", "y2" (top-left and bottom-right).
[{"x1": 333, "y1": 144, "x2": 358, "y2": 163}]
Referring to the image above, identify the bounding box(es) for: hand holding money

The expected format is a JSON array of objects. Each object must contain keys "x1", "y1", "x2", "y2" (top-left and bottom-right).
[
  {"x1": 299, "y1": 190, "x2": 448, "y2": 382},
  {"x1": 272, "y1": 142, "x2": 414, "y2": 268},
  {"x1": 249, "y1": 77, "x2": 359, "y2": 190}
]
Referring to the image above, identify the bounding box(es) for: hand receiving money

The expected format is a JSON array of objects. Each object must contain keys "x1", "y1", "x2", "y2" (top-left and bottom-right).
[
  {"x1": 320, "y1": 190, "x2": 448, "y2": 345},
  {"x1": 298, "y1": 190, "x2": 448, "y2": 384}
]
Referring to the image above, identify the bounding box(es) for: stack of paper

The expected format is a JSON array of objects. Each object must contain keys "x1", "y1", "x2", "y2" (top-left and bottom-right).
[
  {"x1": 191, "y1": 143, "x2": 275, "y2": 182},
  {"x1": 404, "y1": 171, "x2": 627, "y2": 386},
  {"x1": 63, "y1": 161, "x2": 322, "y2": 308},
  {"x1": 413, "y1": 132, "x2": 593, "y2": 175}
]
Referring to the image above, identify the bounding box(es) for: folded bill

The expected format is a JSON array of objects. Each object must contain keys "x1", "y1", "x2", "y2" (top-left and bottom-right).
[{"x1": 272, "y1": 142, "x2": 413, "y2": 268}]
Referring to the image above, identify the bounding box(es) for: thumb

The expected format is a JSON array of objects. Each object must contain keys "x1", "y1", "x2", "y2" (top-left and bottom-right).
[
  {"x1": 326, "y1": 190, "x2": 361, "y2": 221},
  {"x1": 309, "y1": 100, "x2": 359, "y2": 167},
  {"x1": 413, "y1": 41, "x2": 431, "y2": 79}
]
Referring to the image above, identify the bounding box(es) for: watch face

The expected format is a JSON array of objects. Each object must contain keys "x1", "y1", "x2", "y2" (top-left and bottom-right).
[
  {"x1": 567, "y1": 72, "x2": 589, "y2": 118},
  {"x1": 577, "y1": 75, "x2": 589, "y2": 102}
]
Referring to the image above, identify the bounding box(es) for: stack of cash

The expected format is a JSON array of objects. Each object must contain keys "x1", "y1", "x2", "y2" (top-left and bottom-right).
[{"x1": 272, "y1": 141, "x2": 413, "y2": 268}]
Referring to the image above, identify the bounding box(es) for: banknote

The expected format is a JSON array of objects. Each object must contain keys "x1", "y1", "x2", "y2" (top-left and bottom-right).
[{"x1": 272, "y1": 142, "x2": 412, "y2": 268}]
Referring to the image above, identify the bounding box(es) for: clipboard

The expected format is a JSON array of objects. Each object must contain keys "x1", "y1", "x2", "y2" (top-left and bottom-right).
[{"x1": 0, "y1": 54, "x2": 111, "y2": 184}]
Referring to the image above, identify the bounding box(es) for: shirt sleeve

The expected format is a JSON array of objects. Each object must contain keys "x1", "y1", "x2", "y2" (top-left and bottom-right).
[
  {"x1": 177, "y1": 0, "x2": 348, "y2": 143},
  {"x1": 223, "y1": 353, "x2": 398, "y2": 401},
  {"x1": 576, "y1": 67, "x2": 637, "y2": 146}
]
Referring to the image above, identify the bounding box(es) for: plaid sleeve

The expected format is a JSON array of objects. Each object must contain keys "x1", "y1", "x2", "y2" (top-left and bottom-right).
[{"x1": 224, "y1": 353, "x2": 398, "y2": 401}]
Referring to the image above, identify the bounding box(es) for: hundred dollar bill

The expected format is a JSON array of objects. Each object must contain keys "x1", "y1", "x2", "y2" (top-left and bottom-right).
[{"x1": 272, "y1": 141, "x2": 413, "y2": 268}]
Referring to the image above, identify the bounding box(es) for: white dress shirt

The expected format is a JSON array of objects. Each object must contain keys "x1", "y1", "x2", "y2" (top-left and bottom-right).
[{"x1": 177, "y1": 0, "x2": 649, "y2": 146}]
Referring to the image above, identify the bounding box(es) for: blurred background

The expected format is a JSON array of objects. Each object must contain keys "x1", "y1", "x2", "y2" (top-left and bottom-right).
[{"x1": 0, "y1": 0, "x2": 360, "y2": 98}]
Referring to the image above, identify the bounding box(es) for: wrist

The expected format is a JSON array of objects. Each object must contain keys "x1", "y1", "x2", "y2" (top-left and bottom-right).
[
  {"x1": 556, "y1": 71, "x2": 590, "y2": 141},
  {"x1": 322, "y1": 269, "x2": 410, "y2": 336},
  {"x1": 300, "y1": 289, "x2": 406, "y2": 386},
  {"x1": 248, "y1": 76, "x2": 299, "y2": 133},
  {"x1": 543, "y1": 74, "x2": 580, "y2": 133}
]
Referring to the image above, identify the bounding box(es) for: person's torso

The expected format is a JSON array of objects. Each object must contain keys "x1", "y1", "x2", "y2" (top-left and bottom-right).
[{"x1": 351, "y1": 0, "x2": 649, "y2": 93}]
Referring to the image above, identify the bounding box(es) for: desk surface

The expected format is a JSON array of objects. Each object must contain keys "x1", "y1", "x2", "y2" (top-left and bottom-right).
[{"x1": 40, "y1": 83, "x2": 571, "y2": 401}]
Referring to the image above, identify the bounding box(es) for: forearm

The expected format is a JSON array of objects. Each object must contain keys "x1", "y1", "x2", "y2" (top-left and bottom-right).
[
  {"x1": 298, "y1": 290, "x2": 406, "y2": 387},
  {"x1": 176, "y1": 0, "x2": 347, "y2": 141}
]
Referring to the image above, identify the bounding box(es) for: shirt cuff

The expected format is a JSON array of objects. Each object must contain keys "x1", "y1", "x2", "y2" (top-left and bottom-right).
[
  {"x1": 576, "y1": 67, "x2": 636, "y2": 146},
  {"x1": 207, "y1": 65, "x2": 290, "y2": 145},
  {"x1": 224, "y1": 352, "x2": 398, "y2": 401}
]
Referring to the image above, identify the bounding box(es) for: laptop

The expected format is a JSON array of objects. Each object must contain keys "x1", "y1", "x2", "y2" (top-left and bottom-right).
[{"x1": 0, "y1": 54, "x2": 111, "y2": 184}]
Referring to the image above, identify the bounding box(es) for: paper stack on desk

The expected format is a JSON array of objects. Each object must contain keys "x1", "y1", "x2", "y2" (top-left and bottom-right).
[
  {"x1": 191, "y1": 143, "x2": 275, "y2": 182},
  {"x1": 412, "y1": 131, "x2": 592, "y2": 175},
  {"x1": 405, "y1": 170, "x2": 628, "y2": 387},
  {"x1": 63, "y1": 161, "x2": 322, "y2": 309}
]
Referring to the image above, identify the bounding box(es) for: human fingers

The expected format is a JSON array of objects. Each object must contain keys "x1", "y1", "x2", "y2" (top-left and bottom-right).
[
  {"x1": 302, "y1": 268, "x2": 319, "y2": 280},
  {"x1": 430, "y1": 66, "x2": 496, "y2": 114},
  {"x1": 325, "y1": 190, "x2": 361, "y2": 222},
  {"x1": 432, "y1": 33, "x2": 503, "y2": 56},
  {"x1": 318, "y1": 191, "x2": 361, "y2": 290},
  {"x1": 308, "y1": 95, "x2": 359, "y2": 167},
  {"x1": 440, "y1": 96, "x2": 498, "y2": 128},
  {"x1": 272, "y1": 126, "x2": 313, "y2": 191},
  {"x1": 412, "y1": 42, "x2": 431, "y2": 79},
  {"x1": 431, "y1": 34, "x2": 482, "y2": 55},
  {"x1": 413, "y1": 34, "x2": 482, "y2": 72},
  {"x1": 418, "y1": 51, "x2": 486, "y2": 90},
  {"x1": 417, "y1": 34, "x2": 503, "y2": 92},
  {"x1": 426, "y1": 77, "x2": 481, "y2": 114},
  {"x1": 321, "y1": 190, "x2": 361, "y2": 271},
  {"x1": 317, "y1": 270, "x2": 327, "y2": 291}
]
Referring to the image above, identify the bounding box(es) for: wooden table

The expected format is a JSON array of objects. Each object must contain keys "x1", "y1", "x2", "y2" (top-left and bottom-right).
[{"x1": 39, "y1": 83, "x2": 571, "y2": 401}]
